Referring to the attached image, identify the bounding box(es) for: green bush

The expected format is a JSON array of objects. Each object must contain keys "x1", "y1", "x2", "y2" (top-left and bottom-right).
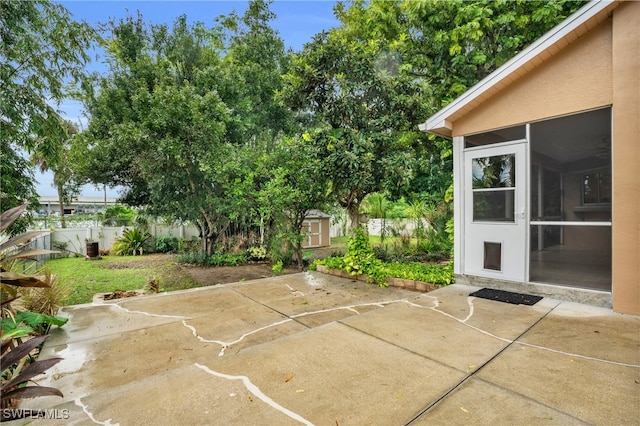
[
  {"x1": 154, "y1": 235, "x2": 180, "y2": 253},
  {"x1": 247, "y1": 245, "x2": 268, "y2": 261},
  {"x1": 313, "y1": 227, "x2": 454, "y2": 287},
  {"x1": 102, "y1": 205, "x2": 136, "y2": 226},
  {"x1": 210, "y1": 252, "x2": 248, "y2": 266},
  {"x1": 268, "y1": 233, "x2": 295, "y2": 266},
  {"x1": 112, "y1": 228, "x2": 151, "y2": 256},
  {"x1": 177, "y1": 251, "x2": 210, "y2": 265},
  {"x1": 342, "y1": 227, "x2": 387, "y2": 286},
  {"x1": 384, "y1": 261, "x2": 454, "y2": 285},
  {"x1": 177, "y1": 251, "x2": 248, "y2": 267}
]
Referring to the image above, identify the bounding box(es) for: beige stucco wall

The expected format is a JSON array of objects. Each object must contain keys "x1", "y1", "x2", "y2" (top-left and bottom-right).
[
  {"x1": 611, "y1": 1, "x2": 640, "y2": 315},
  {"x1": 448, "y1": 2, "x2": 639, "y2": 314},
  {"x1": 452, "y1": 19, "x2": 613, "y2": 137}
]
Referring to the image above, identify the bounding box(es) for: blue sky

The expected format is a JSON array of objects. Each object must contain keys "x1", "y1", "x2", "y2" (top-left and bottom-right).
[{"x1": 36, "y1": 0, "x2": 340, "y2": 197}]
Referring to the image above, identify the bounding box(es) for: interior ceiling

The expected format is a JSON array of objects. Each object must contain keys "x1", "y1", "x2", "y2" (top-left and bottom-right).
[{"x1": 530, "y1": 108, "x2": 611, "y2": 164}]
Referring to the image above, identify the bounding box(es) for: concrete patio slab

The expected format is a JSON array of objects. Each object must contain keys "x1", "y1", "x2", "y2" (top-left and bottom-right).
[
  {"x1": 10, "y1": 272, "x2": 639, "y2": 425},
  {"x1": 413, "y1": 378, "x2": 585, "y2": 425},
  {"x1": 475, "y1": 343, "x2": 639, "y2": 425}
]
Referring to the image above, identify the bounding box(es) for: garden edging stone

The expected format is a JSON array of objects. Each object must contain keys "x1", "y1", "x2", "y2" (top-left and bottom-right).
[{"x1": 316, "y1": 265, "x2": 441, "y2": 293}]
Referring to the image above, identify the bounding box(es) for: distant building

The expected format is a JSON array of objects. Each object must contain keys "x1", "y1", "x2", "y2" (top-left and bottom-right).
[{"x1": 38, "y1": 196, "x2": 118, "y2": 215}]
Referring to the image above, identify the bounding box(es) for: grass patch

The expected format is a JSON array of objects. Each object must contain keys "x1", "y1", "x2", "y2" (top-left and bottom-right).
[{"x1": 45, "y1": 254, "x2": 201, "y2": 306}]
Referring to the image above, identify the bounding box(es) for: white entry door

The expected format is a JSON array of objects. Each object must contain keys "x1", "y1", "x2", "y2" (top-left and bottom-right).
[{"x1": 463, "y1": 142, "x2": 527, "y2": 282}]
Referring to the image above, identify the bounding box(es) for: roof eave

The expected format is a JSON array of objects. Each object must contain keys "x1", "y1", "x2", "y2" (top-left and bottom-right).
[{"x1": 419, "y1": 120, "x2": 452, "y2": 139}]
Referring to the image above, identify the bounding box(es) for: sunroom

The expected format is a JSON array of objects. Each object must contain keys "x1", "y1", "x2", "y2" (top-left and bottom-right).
[{"x1": 420, "y1": 0, "x2": 639, "y2": 314}]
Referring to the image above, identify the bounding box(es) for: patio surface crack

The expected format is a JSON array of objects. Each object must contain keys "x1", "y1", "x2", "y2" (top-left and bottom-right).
[
  {"x1": 194, "y1": 363, "x2": 314, "y2": 426},
  {"x1": 403, "y1": 302, "x2": 560, "y2": 425}
]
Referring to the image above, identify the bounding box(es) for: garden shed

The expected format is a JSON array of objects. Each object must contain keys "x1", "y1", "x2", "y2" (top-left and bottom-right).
[
  {"x1": 419, "y1": 0, "x2": 639, "y2": 314},
  {"x1": 301, "y1": 210, "x2": 331, "y2": 248}
]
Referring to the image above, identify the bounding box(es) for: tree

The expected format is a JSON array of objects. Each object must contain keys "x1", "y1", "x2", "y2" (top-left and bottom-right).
[
  {"x1": 281, "y1": 21, "x2": 430, "y2": 230},
  {"x1": 76, "y1": 13, "x2": 232, "y2": 253},
  {"x1": 282, "y1": 0, "x2": 587, "y2": 229},
  {"x1": 214, "y1": 0, "x2": 292, "y2": 148},
  {"x1": 76, "y1": 1, "x2": 292, "y2": 254},
  {"x1": 258, "y1": 137, "x2": 332, "y2": 268},
  {"x1": 31, "y1": 118, "x2": 82, "y2": 228},
  {"x1": 369, "y1": 0, "x2": 587, "y2": 108},
  {"x1": 0, "y1": 0, "x2": 96, "y2": 216}
]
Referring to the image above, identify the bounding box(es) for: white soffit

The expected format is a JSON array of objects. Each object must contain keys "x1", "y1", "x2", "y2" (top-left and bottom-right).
[{"x1": 420, "y1": 0, "x2": 618, "y2": 138}]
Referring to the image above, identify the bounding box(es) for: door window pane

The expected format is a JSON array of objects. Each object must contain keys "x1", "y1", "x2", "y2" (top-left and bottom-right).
[
  {"x1": 472, "y1": 154, "x2": 516, "y2": 222},
  {"x1": 473, "y1": 190, "x2": 515, "y2": 222},
  {"x1": 472, "y1": 155, "x2": 515, "y2": 189}
]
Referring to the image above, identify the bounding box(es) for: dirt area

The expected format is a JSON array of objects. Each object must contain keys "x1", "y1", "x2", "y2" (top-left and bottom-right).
[
  {"x1": 91, "y1": 245, "x2": 345, "y2": 301},
  {"x1": 183, "y1": 246, "x2": 342, "y2": 287},
  {"x1": 106, "y1": 247, "x2": 343, "y2": 291},
  {"x1": 184, "y1": 263, "x2": 301, "y2": 287}
]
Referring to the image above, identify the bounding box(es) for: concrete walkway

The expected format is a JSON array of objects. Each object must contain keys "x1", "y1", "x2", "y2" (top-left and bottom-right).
[{"x1": 17, "y1": 273, "x2": 640, "y2": 425}]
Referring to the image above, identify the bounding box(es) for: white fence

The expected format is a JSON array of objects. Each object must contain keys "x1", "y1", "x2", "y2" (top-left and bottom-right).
[
  {"x1": 29, "y1": 224, "x2": 200, "y2": 258},
  {"x1": 24, "y1": 217, "x2": 423, "y2": 260},
  {"x1": 329, "y1": 217, "x2": 428, "y2": 238},
  {"x1": 366, "y1": 218, "x2": 428, "y2": 237}
]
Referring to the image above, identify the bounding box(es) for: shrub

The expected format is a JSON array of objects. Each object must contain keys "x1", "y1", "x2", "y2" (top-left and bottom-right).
[
  {"x1": 177, "y1": 251, "x2": 210, "y2": 265},
  {"x1": 268, "y1": 233, "x2": 295, "y2": 266},
  {"x1": 112, "y1": 228, "x2": 151, "y2": 256},
  {"x1": 343, "y1": 227, "x2": 387, "y2": 286},
  {"x1": 154, "y1": 235, "x2": 180, "y2": 253},
  {"x1": 177, "y1": 251, "x2": 248, "y2": 267},
  {"x1": 102, "y1": 205, "x2": 135, "y2": 226},
  {"x1": 312, "y1": 224, "x2": 454, "y2": 287},
  {"x1": 209, "y1": 252, "x2": 247, "y2": 266},
  {"x1": 271, "y1": 260, "x2": 283, "y2": 274},
  {"x1": 1, "y1": 204, "x2": 66, "y2": 414},
  {"x1": 247, "y1": 246, "x2": 267, "y2": 261},
  {"x1": 17, "y1": 267, "x2": 70, "y2": 317}
]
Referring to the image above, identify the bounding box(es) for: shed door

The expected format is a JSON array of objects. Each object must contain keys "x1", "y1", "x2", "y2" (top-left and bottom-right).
[
  {"x1": 464, "y1": 142, "x2": 527, "y2": 282},
  {"x1": 302, "y1": 220, "x2": 322, "y2": 248}
]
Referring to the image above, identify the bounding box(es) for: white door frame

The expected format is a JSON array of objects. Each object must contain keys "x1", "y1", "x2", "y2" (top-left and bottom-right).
[{"x1": 461, "y1": 140, "x2": 528, "y2": 282}]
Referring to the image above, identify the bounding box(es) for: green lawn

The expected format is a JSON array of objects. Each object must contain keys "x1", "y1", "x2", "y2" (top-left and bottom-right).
[{"x1": 45, "y1": 255, "x2": 200, "y2": 306}]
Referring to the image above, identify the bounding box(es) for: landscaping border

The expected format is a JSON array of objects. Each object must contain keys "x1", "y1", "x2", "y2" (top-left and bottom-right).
[{"x1": 314, "y1": 265, "x2": 442, "y2": 293}]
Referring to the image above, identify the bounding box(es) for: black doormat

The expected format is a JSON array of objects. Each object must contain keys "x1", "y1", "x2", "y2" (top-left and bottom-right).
[{"x1": 469, "y1": 288, "x2": 543, "y2": 306}]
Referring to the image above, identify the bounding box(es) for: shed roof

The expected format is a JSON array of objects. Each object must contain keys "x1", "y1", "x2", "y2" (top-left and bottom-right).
[{"x1": 419, "y1": 0, "x2": 619, "y2": 138}]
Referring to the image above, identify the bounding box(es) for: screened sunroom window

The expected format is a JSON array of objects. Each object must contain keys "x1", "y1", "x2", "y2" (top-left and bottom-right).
[{"x1": 529, "y1": 107, "x2": 611, "y2": 291}]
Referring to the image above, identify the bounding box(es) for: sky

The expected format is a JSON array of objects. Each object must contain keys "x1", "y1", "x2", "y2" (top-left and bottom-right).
[{"x1": 35, "y1": 0, "x2": 340, "y2": 197}]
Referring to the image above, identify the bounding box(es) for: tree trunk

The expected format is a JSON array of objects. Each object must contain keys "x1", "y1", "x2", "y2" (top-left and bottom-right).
[
  {"x1": 347, "y1": 203, "x2": 360, "y2": 231},
  {"x1": 57, "y1": 183, "x2": 66, "y2": 228}
]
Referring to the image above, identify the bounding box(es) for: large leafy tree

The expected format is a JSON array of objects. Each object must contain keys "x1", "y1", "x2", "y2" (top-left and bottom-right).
[
  {"x1": 0, "y1": 0, "x2": 96, "y2": 222},
  {"x1": 281, "y1": 19, "x2": 430, "y2": 229},
  {"x1": 214, "y1": 0, "x2": 292, "y2": 148},
  {"x1": 282, "y1": 0, "x2": 587, "y2": 226},
  {"x1": 398, "y1": 0, "x2": 587, "y2": 107},
  {"x1": 76, "y1": 1, "x2": 293, "y2": 254},
  {"x1": 76, "y1": 13, "x2": 232, "y2": 254}
]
